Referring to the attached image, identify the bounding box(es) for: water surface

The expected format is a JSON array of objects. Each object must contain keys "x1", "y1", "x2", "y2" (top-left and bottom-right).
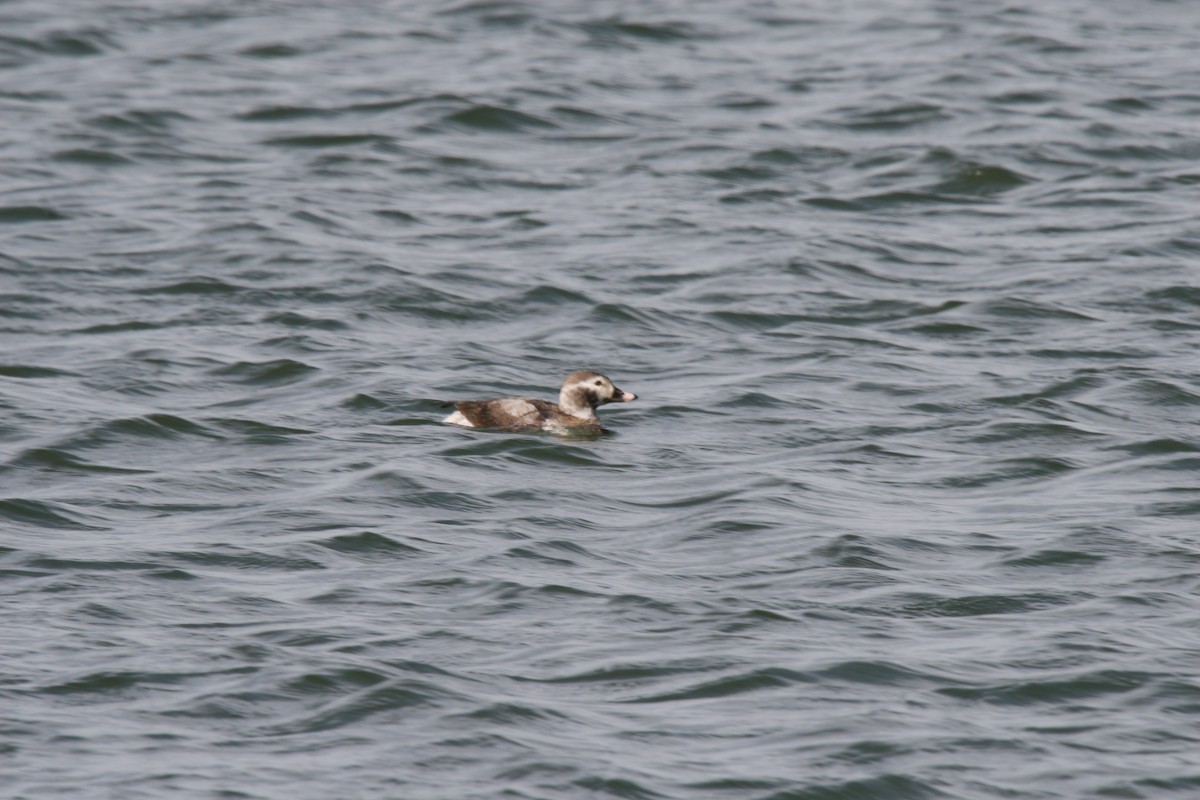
[{"x1": 3, "y1": 1, "x2": 1200, "y2": 798}]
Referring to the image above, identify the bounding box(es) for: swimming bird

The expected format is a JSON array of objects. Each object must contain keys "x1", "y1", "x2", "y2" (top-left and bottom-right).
[{"x1": 443, "y1": 370, "x2": 637, "y2": 432}]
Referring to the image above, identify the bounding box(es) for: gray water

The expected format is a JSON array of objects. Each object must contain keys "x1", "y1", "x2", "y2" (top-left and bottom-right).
[{"x1": 3, "y1": 1, "x2": 1200, "y2": 798}]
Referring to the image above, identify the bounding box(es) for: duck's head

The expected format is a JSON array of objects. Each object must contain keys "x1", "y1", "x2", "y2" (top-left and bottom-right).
[{"x1": 559, "y1": 370, "x2": 637, "y2": 417}]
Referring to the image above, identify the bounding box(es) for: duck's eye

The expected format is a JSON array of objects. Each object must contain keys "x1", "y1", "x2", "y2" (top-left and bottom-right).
[{"x1": 594, "y1": 380, "x2": 603, "y2": 386}]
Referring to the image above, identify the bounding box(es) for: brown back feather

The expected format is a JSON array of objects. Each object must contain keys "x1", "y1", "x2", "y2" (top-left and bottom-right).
[{"x1": 454, "y1": 397, "x2": 550, "y2": 429}]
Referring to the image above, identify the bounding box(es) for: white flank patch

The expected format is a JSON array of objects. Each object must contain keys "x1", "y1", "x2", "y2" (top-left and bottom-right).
[{"x1": 443, "y1": 410, "x2": 473, "y2": 427}]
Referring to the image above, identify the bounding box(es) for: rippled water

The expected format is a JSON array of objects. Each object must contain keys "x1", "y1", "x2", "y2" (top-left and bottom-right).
[{"x1": 4, "y1": 1, "x2": 1200, "y2": 798}]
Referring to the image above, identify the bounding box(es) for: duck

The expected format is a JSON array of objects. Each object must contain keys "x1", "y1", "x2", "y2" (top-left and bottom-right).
[{"x1": 443, "y1": 370, "x2": 637, "y2": 432}]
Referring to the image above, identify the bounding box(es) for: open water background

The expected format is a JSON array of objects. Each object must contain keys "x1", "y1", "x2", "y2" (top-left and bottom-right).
[{"x1": 3, "y1": 1, "x2": 1200, "y2": 798}]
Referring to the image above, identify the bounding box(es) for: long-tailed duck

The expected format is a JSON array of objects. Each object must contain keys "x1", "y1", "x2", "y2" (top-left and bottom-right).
[{"x1": 444, "y1": 370, "x2": 637, "y2": 432}]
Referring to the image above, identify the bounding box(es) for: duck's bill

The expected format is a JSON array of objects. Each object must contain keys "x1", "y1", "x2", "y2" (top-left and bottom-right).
[{"x1": 612, "y1": 387, "x2": 637, "y2": 402}]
